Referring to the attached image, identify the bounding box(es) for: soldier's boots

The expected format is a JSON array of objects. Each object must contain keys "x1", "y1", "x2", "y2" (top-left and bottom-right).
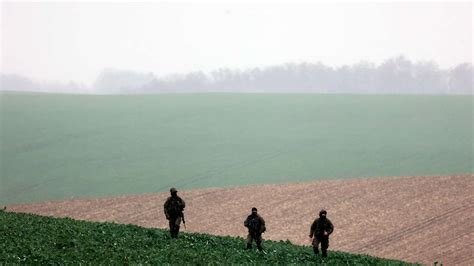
[
  {"x1": 313, "y1": 247, "x2": 319, "y2": 255},
  {"x1": 170, "y1": 229, "x2": 180, "y2": 239},
  {"x1": 246, "y1": 243, "x2": 263, "y2": 252},
  {"x1": 170, "y1": 225, "x2": 180, "y2": 239},
  {"x1": 322, "y1": 249, "x2": 328, "y2": 257}
]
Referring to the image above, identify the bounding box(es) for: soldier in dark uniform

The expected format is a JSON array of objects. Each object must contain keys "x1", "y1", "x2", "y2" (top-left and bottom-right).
[
  {"x1": 244, "y1": 207, "x2": 266, "y2": 251},
  {"x1": 309, "y1": 209, "x2": 334, "y2": 257},
  {"x1": 163, "y1": 187, "x2": 186, "y2": 239}
]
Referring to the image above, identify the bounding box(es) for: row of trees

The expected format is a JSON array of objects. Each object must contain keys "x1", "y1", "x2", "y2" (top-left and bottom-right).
[
  {"x1": 1, "y1": 56, "x2": 473, "y2": 94},
  {"x1": 98, "y1": 56, "x2": 473, "y2": 94},
  {"x1": 0, "y1": 74, "x2": 88, "y2": 94}
]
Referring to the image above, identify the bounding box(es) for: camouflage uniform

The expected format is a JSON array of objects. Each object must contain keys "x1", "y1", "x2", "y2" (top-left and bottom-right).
[
  {"x1": 164, "y1": 188, "x2": 186, "y2": 239},
  {"x1": 309, "y1": 210, "x2": 334, "y2": 257},
  {"x1": 244, "y1": 208, "x2": 266, "y2": 251}
]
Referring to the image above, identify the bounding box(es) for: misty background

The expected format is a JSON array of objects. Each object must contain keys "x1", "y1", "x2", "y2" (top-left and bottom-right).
[
  {"x1": 1, "y1": 57, "x2": 473, "y2": 94},
  {"x1": 1, "y1": 2, "x2": 472, "y2": 94}
]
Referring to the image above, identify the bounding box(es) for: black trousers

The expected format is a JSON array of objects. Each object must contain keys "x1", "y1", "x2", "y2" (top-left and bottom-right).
[
  {"x1": 168, "y1": 216, "x2": 182, "y2": 238},
  {"x1": 312, "y1": 236, "x2": 329, "y2": 257},
  {"x1": 246, "y1": 233, "x2": 263, "y2": 250}
]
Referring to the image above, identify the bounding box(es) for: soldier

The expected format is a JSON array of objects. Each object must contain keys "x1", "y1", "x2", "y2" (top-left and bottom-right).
[
  {"x1": 309, "y1": 209, "x2": 334, "y2": 257},
  {"x1": 163, "y1": 187, "x2": 186, "y2": 239},
  {"x1": 244, "y1": 207, "x2": 266, "y2": 251}
]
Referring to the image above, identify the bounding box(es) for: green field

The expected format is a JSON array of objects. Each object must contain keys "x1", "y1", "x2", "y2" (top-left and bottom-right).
[
  {"x1": 0, "y1": 210, "x2": 413, "y2": 264},
  {"x1": 1, "y1": 92, "x2": 472, "y2": 204}
]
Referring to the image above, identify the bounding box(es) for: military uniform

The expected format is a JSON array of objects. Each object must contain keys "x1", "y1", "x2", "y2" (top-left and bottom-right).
[
  {"x1": 164, "y1": 188, "x2": 186, "y2": 239},
  {"x1": 309, "y1": 210, "x2": 334, "y2": 257},
  {"x1": 244, "y1": 208, "x2": 266, "y2": 251}
]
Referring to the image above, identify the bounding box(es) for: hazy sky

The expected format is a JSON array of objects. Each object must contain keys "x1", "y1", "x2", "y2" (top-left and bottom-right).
[{"x1": 1, "y1": 2, "x2": 472, "y2": 85}]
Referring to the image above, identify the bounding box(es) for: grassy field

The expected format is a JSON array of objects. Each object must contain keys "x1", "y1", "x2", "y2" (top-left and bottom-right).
[
  {"x1": 1, "y1": 92, "x2": 472, "y2": 204},
  {"x1": 0, "y1": 210, "x2": 413, "y2": 264}
]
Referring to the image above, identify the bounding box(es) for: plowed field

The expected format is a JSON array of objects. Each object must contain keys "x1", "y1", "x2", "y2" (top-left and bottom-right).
[{"x1": 8, "y1": 174, "x2": 473, "y2": 265}]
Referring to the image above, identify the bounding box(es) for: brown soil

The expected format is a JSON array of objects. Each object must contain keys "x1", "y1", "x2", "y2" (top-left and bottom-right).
[{"x1": 7, "y1": 174, "x2": 474, "y2": 265}]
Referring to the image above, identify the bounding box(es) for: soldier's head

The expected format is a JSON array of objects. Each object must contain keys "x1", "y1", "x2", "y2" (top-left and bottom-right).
[
  {"x1": 170, "y1": 187, "x2": 178, "y2": 197},
  {"x1": 251, "y1": 207, "x2": 258, "y2": 215},
  {"x1": 319, "y1": 209, "x2": 327, "y2": 219}
]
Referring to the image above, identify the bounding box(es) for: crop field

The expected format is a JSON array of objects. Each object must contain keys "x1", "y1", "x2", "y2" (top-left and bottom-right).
[
  {"x1": 1, "y1": 92, "x2": 472, "y2": 204},
  {"x1": 10, "y1": 174, "x2": 473, "y2": 265},
  {"x1": 0, "y1": 211, "x2": 413, "y2": 264}
]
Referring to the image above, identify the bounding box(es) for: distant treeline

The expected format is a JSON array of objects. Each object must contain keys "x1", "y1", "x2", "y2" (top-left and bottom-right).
[{"x1": 1, "y1": 56, "x2": 473, "y2": 94}]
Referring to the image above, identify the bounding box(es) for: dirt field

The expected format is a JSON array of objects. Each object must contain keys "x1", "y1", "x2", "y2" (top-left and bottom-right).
[{"x1": 8, "y1": 174, "x2": 473, "y2": 265}]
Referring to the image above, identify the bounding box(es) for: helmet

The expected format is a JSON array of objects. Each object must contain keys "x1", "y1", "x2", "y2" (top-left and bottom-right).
[
  {"x1": 319, "y1": 209, "x2": 327, "y2": 216},
  {"x1": 251, "y1": 207, "x2": 257, "y2": 212},
  {"x1": 170, "y1": 187, "x2": 178, "y2": 193}
]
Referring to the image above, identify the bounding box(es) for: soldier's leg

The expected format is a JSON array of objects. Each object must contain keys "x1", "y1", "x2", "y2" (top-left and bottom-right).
[
  {"x1": 256, "y1": 234, "x2": 263, "y2": 251},
  {"x1": 246, "y1": 234, "x2": 253, "y2": 249},
  {"x1": 312, "y1": 237, "x2": 320, "y2": 255},
  {"x1": 168, "y1": 219, "x2": 175, "y2": 238},
  {"x1": 321, "y1": 237, "x2": 329, "y2": 257},
  {"x1": 173, "y1": 225, "x2": 180, "y2": 238},
  {"x1": 174, "y1": 217, "x2": 182, "y2": 238}
]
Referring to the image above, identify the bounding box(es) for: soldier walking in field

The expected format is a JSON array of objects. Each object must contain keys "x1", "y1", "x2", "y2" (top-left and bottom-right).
[
  {"x1": 309, "y1": 209, "x2": 334, "y2": 257},
  {"x1": 244, "y1": 207, "x2": 266, "y2": 251},
  {"x1": 163, "y1": 187, "x2": 186, "y2": 239}
]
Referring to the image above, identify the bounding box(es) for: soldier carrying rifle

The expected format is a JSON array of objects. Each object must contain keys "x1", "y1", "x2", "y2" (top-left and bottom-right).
[
  {"x1": 164, "y1": 187, "x2": 186, "y2": 239},
  {"x1": 244, "y1": 207, "x2": 266, "y2": 251}
]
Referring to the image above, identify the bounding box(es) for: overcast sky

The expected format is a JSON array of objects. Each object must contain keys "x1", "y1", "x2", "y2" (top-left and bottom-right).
[{"x1": 1, "y1": 2, "x2": 472, "y2": 85}]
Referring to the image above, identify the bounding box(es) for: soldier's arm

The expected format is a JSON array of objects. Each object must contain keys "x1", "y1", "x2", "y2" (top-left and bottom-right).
[
  {"x1": 327, "y1": 219, "x2": 334, "y2": 235},
  {"x1": 163, "y1": 198, "x2": 170, "y2": 217},
  {"x1": 260, "y1": 216, "x2": 266, "y2": 233},
  {"x1": 309, "y1": 220, "x2": 317, "y2": 237},
  {"x1": 163, "y1": 199, "x2": 168, "y2": 210},
  {"x1": 178, "y1": 197, "x2": 186, "y2": 210},
  {"x1": 244, "y1": 217, "x2": 249, "y2": 227},
  {"x1": 179, "y1": 197, "x2": 186, "y2": 209}
]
